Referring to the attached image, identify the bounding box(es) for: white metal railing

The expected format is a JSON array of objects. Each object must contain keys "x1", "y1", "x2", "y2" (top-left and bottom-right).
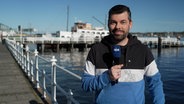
[
  {"x1": 5, "y1": 38, "x2": 81, "y2": 104},
  {"x1": 137, "y1": 36, "x2": 184, "y2": 46}
]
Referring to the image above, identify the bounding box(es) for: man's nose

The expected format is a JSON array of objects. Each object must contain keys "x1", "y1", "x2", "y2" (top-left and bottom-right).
[{"x1": 115, "y1": 23, "x2": 121, "y2": 29}]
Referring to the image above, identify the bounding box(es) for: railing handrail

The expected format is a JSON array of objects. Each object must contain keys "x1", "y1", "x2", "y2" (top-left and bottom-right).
[{"x1": 4, "y1": 38, "x2": 81, "y2": 104}]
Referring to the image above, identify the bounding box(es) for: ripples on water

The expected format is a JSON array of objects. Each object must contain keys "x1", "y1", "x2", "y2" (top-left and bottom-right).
[
  {"x1": 152, "y1": 48, "x2": 184, "y2": 104},
  {"x1": 38, "y1": 47, "x2": 184, "y2": 104}
]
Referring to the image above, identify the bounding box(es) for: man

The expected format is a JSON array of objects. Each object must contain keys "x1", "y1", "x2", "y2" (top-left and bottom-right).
[{"x1": 82, "y1": 4, "x2": 165, "y2": 104}]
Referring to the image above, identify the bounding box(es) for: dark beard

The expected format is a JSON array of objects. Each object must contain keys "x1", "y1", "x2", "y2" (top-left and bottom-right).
[
  {"x1": 114, "y1": 34, "x2": 127, "y2": 40},
  {"x1": 110, "y1": 33, "x2": 128, "y2": 44},
  {"x1": 112, "y1": 29, "x2": 128, "y2": 40}
]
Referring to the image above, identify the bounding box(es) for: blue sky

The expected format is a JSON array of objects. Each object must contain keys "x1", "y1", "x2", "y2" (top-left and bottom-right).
[{"x1": 0, "y1": 0, "x2": 184, "y2": 33}]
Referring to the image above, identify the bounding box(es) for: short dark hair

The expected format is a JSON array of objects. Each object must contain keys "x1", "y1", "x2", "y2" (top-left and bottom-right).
[{"x1": 108, "y1": 4, "x2": 131, "y2": 21}]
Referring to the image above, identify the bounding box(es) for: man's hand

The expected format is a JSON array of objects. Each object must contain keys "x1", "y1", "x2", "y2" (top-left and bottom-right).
[{"x1": 109, "y1": 64, "x2": 123, "y2": 81}]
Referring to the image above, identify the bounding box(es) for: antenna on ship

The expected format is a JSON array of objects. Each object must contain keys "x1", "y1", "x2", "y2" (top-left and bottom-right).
[{"x1": 66, "y1": 5, "x2": 69, "y2": 31}]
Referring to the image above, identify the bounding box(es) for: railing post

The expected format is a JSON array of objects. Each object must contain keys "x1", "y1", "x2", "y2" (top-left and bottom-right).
[
  {"x1": 51, "y1": 56, "x2": 57, "y2": 104},
  {"x1": 24, "y1": 55, "x2": 26, "y2": 72},
  {"x1": 13, "y1": 42, "x2": 16, "y2": 58},
  {"x1": 34, "y1": 49, "x2": 40, "y2": 88},
  {"x1": 26, "y1": 45, "x2": 30, "y2": 76},
  {"x1": 30, "y1": 60, "x2": 34, "y2": 82},
  {"x1": 21, "y1": 44, "x2": 24, "y2": 69},
  {"x1": 17, "y1": 42, "x2": 20, "y2": 64},
  {"x1": 42, "y1": 68, "x2": 46, "y2": 99},
  {"x1": 67, "y1": 89, "x2": 73, "y2": 104},
  {"x1": 12, "y1": 42, "x2": 15, "y2": 57}
]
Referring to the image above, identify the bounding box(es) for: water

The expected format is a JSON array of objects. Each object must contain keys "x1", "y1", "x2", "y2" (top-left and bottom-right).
[
  {"x1": 152, "y1": 48, "x2": 184, "y2": 104},
  {"x1": 35, "y1": 47, "x2": 184, "y2": 104}
]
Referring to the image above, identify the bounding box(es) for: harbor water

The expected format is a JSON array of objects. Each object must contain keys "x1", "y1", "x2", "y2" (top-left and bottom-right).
[{"x1": 34, "y1": 45, "x2": 184, "y2": 104}]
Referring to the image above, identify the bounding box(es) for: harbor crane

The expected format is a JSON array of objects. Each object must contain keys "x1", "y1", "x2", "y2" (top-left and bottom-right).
[{"x1": 92, "y1": 16, "x2": 107, "y2": 30}]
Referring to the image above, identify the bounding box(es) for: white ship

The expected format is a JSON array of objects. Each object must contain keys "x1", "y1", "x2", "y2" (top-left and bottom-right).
[{"x1": 56, "y1": 21, "x2": 109, "y2": 43}]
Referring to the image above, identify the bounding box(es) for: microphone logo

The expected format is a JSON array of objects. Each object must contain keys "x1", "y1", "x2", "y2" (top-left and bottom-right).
[{"x1": 112, "y1": 45, "x2": 121, "y2": 65}]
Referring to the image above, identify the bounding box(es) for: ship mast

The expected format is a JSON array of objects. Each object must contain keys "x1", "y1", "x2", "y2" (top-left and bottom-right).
[{"x1": 66, "y1": 5, "x2": 69, "y2": 31}]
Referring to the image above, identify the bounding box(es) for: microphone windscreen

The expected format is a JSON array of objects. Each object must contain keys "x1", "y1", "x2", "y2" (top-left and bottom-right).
[{"x1": 112, "y1": 45, "x2": 121, "y2": 58}]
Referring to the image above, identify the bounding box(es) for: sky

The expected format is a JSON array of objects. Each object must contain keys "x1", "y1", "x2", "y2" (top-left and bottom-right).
[{"x1": 0, "y1": 0, "x2": 184, "y2": 33}]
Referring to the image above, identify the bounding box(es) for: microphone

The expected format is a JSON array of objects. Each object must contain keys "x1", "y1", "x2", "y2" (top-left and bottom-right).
[
  {"x1": 112, "y1": 45, "x2": 121, "y2": 84},
  {"x1": 112, "y1": 45, "x2": 121, "y2": 65}
]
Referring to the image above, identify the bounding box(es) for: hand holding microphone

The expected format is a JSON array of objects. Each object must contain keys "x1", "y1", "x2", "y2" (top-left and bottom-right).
[
  {"x1": 109, "y1": 64, "x2": 123, "y2": 82},
  {"x1": 109, "y1": 45, "x2": 123, "y2": 82}
]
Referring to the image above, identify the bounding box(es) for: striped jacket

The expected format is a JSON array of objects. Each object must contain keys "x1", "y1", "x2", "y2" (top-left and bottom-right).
[{"x1": 82, "y1": 34, "x2": 165, "y2": 104}]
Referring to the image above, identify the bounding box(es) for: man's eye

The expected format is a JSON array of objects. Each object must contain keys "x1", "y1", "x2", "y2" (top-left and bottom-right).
[
  {"x1": 121, "y1": 21, "x2": 127, "y2": 24},
  {"x1": 109, "y1": 21, "x2": 116, "y2": 25}
]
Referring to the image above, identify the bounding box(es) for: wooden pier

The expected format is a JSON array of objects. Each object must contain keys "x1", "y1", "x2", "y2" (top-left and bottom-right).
[
  {"x1": 4, "y1": 38, "x2": 81, "y2": 104},
  {"x1": 0, "y1": 41, "x2": 44, "y2": 104},
  {"x1": 23, "y1": 36, "x2": 95, "y2": 52},
  {"x1": 10, "y1": 36, "x2": 184, "y2": 52}
]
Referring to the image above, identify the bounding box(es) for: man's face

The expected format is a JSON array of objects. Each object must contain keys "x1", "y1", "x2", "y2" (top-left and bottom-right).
[{"x1": 108, "y1": 11, "x2": 132, "y2": 40}]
